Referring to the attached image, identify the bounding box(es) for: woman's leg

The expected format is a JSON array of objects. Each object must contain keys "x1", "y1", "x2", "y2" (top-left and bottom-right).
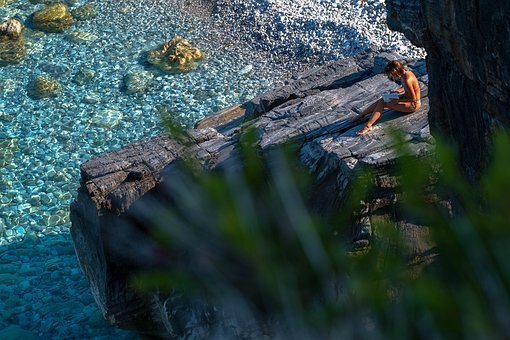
[
  {"x1": 385, "y1": 101, "x2": 417, "y2": 113},
  {"x1": 350, "y1": 98, "x2": 382, "y2": 122},
  {"x1": 357, "y1": 101, "x2": 418, "y2": 135},
  {"x1": 357, "y1": 99, "x2": 385, "y2": 134},
  {"x1": 365, "y1": 99, "x2": 386, "y2": 128}
]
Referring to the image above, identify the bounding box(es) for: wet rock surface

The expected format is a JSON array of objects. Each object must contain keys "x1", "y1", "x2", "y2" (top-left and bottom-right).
[{"x1": 71, "y1": 51, "x2": 432, "y2": 337}]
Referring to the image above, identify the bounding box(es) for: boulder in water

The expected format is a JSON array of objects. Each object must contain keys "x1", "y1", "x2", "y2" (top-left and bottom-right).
[
  {"x1": 122, "y1": 70, "x2": 154, "y2": 94},
  {"x1": 0, "y1": 19, "x2": 26, "y2": 66},
  {"x1": 32, "y1": 3, "x2": 74, "y2": 33},
  {"x1": 71, "y1": 4, "x2": 97, "y2": 21},
  {"x1": 73, "y1": 67, "x2": 95, "y2": 85},
  {"x1": 27, "y1": 75, "x2": 63, "y2": 99},
  {"x1": 146, "y1": 36, "x2": 205, "y2": 72},
  {"x1": 0, "y1": 18, "x2": 23, "y2": 40}
]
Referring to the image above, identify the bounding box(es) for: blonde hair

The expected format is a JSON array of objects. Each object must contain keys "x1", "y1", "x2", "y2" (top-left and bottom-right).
[{"x1": 384, "y1": 60, "x2": 405, "y2": 78}]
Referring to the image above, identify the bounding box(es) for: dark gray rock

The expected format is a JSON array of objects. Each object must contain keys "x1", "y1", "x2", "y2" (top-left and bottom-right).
[
  {"x1": 386, "y1": 0, "x2": 510, "y2": 180},
  {"x1": 71, "y1": 52, "x2": 432, "y2": 337}
]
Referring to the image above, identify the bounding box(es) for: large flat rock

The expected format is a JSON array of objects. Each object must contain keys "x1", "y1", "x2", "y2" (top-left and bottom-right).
[{"x1": 70, "y1": 52, "x2": 433, "y2": 337}]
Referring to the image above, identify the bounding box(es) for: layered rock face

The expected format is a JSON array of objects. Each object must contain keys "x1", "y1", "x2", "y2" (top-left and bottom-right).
[
  {"x1": 71, "y1": 52, "x2": 432, "y2": 337},
  {"x1": 386, "y1": 0, "x2": 510, "y2": 180}
]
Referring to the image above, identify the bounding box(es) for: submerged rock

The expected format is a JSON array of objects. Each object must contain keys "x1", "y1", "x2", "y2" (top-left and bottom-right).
[
  {"x1": 0, "y1": 137, "x2": 18, "y2": 167},
  {"x1": 0, "y1": 18, "x2": 23, "y2": 40},
  {"x1": 73, "y1": 67, "x2": 95, "y2": 85},
  {"x1": 27, "y1": 75, "x2": 63, "y2": 99},
  {"x1": 0, "y1": 19, "x2": 26, "y2": 66},
  {"x1": 146, "y1": 36, "x2": 205, "y2": 72},
  {"x1": 91, "y1": 109, "x2": 123, "y2": 128},
  {"x1": 71, "y1": 4, "x2": 97, "y2": 21},
  {"x1": 66, "y1": 30, "x2": 98, "y2": 43},
  {"x1": 82, "y1": 92, "x2": 100, "y2": 104},
  {"x1": 0, "y1": 41, "x2": 26, "y2": 66},
  {"x1": 122, "y1": 70, "x2": 154, "y2": 94},
  {"x1": 32, "y1": 3, "x2": 74, "y2": 33}
]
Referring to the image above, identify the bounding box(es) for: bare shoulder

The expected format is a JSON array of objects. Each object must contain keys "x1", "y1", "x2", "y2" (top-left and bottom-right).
[{"x1": 406, "y1": 70, "x2": 418, "y2": 81}]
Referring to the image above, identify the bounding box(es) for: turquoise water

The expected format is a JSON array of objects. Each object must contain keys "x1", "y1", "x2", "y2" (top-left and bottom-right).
[
  {"x1": 0, "y1": 0, "x2": 292, "y2": 337},
  {"x1": 0, "y1": 0, "x2": 290, "y2": 244}
]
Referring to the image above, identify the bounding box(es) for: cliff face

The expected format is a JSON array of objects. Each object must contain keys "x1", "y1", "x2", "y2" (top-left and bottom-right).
[{"x1": 387, "y1": 0, "x2": 510, "y2": 179}]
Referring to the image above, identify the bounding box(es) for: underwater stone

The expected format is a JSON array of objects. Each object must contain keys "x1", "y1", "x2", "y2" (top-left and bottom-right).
[
  {"x1": 82, "y1": 93, "x2": 100, "y2": 104},
  {"x1": 0, "y1": 137, "x2": 17, "y2": 167},
  {"x1": 24, "y1": 28, "x2": 45, "y2": 40},
  {"x1": 122, "y1": 70, "x2": 154, "y2": 94},
  {"x1": 91, "y1": 109, "x2": 123, "y2": 128},
  {"x1": 38, "y1": 63, "x2": 71, "y2": 78},
  {"x1": 66, "y1": 30, "x2": 98, "y2": 43},
  {"x1": 71, "y1": 4, "x2": 97, "y2": 21},
  {"x1": 146, "y1": 36, "x2": 205, "y2": 73},
  {"x1": 73, "y1": 67, "x2": 95, "y2": 85},
  {"x1": 32, "y1": 3, "x2": 74, "y2": 33},
  {"x1": 0, "y1": 18, "x2": 23, "y2": 40},
  {"x1": 27, "y1": 75, "x2": 63, "y2": 99},
  {"x1": 0, "y1": 19, "x2": 27, "y2": 66}
]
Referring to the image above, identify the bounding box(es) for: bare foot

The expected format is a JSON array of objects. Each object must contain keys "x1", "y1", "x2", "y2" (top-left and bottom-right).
[{"x1": 356, "y1": 125, "x2": 372, "y2": 135}]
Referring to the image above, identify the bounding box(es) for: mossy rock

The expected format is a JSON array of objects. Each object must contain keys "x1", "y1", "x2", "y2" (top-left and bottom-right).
[
  {"x1": 147, "y1": 36, "x2": 205, "y2": 73},
  {"x1": 32, "y1": 3, "x2": 74, "y2": 33},
  {"x1": 71, "y1": 4, "x2": 97, "y2": 21},
  {"x1": 27, "y1": 75, "x2": 62, "y2": 99}
]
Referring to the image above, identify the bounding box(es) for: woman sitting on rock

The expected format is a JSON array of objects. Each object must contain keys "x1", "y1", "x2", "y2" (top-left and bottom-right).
[{"x1": 351, "y1": 60, "x2": 421, "y2": 135}]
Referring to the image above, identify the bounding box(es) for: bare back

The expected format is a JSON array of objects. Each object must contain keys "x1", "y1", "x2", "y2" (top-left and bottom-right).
[{"x1": 401, "y1": 70, "x2": 421, "y2": 102}]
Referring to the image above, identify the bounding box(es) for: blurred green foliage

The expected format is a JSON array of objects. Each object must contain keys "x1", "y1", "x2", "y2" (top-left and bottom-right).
[{"x1": 132, "y1": 127, "x2": 510, "y2": 338}]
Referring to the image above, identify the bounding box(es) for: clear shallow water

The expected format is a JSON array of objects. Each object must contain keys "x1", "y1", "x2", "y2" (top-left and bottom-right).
[
  {"x1": 0, "y1": 0, "x2": 291, "y2": 244},
  {"x1": 0, "y1": 0, "x2": 292, "y2": 337}
]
